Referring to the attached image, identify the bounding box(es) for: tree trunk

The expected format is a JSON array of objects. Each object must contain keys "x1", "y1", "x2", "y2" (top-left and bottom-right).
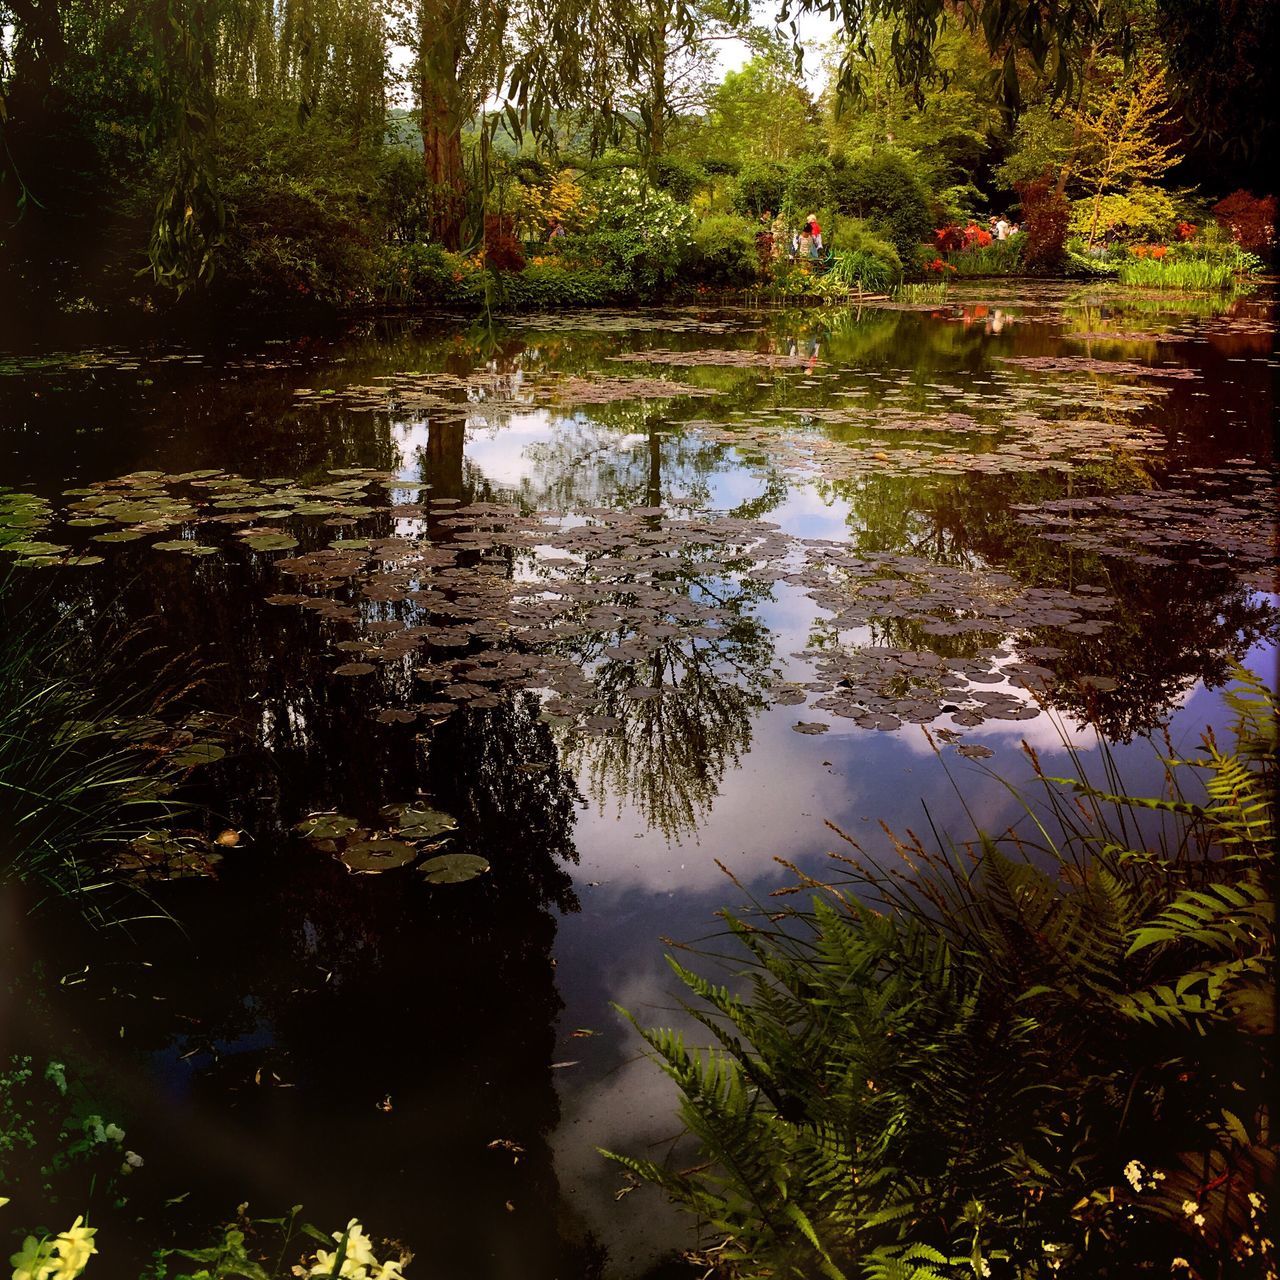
[
  {"x1": 419, "y1": 0, "x2": 466, "y2": 249},
  {"x1": 647, "y1": 8, "x2": 668, "y2": 157}
]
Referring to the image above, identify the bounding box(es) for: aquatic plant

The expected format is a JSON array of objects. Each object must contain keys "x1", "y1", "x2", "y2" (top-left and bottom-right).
[
  {"x1": 609, "y1": 670, "x2": 1275, "y2": 1279},
  {"x1": 0, "y1": 581, "x2": 211, "y2": 920},
  {"x1": 891, "y1": 283, "x2": 949, "y2": 304},
  {"x1": 1115, "y1": 257, "x2": 1255, "y2": 291}
]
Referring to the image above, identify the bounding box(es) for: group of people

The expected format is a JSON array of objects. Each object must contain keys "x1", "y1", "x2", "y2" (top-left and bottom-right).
[
  {"x1": 991, "y1": 215, "x2": 1020, "y2": 240},
  {"x1": 756, "y1": 210, "x2": 826, "y2": 265}
]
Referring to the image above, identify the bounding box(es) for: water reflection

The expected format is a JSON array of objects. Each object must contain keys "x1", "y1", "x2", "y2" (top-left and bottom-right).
[{"x1": 0, "y1": 284, "x2": 1275, "y2": 1279}]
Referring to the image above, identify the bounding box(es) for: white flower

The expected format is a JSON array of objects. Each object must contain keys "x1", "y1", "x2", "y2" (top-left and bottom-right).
[
  {"x1": 1182, "y1": 1199, "x2": 1199, "y2": 1218},
  {"x1": 1124, "y1": 1160, "x2": 1146, "y2": 1191},
  {"x1": 1170, "y1": 1259, "x2": 1191, "y2": 1272}
]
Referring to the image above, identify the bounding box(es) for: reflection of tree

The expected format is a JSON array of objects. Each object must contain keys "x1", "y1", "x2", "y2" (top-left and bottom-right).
[
  {"x1": 536, "y1": 541, "x2": 777, "y2": 839},
  {"x1": 10, "y1": 676, "x2": 604, "y2": 1280},
  {"x1": 566, "y1": 628, "x2": 766, "y2": 840},
  {"x1": 815, "y1": 461, "x2": 1277, "y2": 740}
]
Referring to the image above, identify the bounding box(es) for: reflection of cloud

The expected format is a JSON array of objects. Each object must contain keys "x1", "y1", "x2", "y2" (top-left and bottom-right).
[
  {"x1": 552, "y1": 969, "x2": 700, "y2": 1273},
  {"x1": 465, "y1": 410, "x2": 560, "y2": 487}
]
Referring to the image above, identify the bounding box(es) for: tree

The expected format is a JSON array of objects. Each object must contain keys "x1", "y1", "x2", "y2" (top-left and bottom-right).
[
  {"x1": 821, "y1": 22, "x2": 1003, "y2": 188},
  {"x1": 704, "y1": 51, "x2": 818, "y2": 163},
  {"x1": 1072, "y1": 60, "x2": 1181, "y2": 247}
]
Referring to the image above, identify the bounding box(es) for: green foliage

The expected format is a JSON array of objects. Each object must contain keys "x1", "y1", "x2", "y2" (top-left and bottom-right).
[
  {"x1": 1114, "y1": 257, "x2": 1249, "y2": 291},
  {"x1": 651, "y1": 154, "x2": 707, "y2": 202},
  {"x1": 577, "y1": 169, "x2": 693, "y2": 295},
  {"x1": 1068, "y1": 185, "x2": 1177, "y2": 243},
  {"x1": 689, "y1": 213, "x2": 761, "y2": 285},
  {"x1": 732, "y1": 161, "x2": 789, "y2": 219},
  {"x1": 210, "y1": 105, "x2": 383, "y2": 309},
  {"x1": 831, "y1": 151, "x2": 932, "y2": 261},
  {"x1": 610, "y1": 672, "x2": 1276, "y2": 1280},
  {"x1": 145, "y1": 1208, "x2": 407, "y2": 1280},
  {"x1": 0, "y1": 581, "x2": 195, "y2": 923},
  {"x1": 942, "y1": 238, "x2": 1023, "y2": 276},
  {"x1": 705, "y1": 55, "x2": 819, "y2": 164},
  {"x1": 784, "y1": 156, "x2": 837, "y2": 218},
  {"x1": 504, "y1": 262, "x2": 620, "y2": 308},
  {"x1": 0, "y1": 1056, "x2": 137, "y2": 1226},
  {"x1": 815, "y1": 220, "x2": 903, "y2": 293}
]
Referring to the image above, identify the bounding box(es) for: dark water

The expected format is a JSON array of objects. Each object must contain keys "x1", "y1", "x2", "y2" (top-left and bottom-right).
[{"x1": 1, "y1": 283, "x2": 1276, "y2": 1278}]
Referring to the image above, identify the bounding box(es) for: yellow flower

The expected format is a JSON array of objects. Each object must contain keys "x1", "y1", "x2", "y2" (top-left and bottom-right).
[
  {"x1": 51, "y1": 1218, "x2": 98, "y2": 1277},
  {"x1": 10, "y1": 1234, "x2": 56, "y2": 1280}
]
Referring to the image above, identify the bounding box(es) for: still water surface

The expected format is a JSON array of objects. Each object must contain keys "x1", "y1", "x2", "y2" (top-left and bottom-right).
[{"x1": 1, "y1": 283, "x2": 1276, "y2": 1278}]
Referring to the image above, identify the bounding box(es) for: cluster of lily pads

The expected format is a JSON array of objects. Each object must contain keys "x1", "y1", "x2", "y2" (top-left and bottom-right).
[
  {"x1": 292, "y1": 804, "x2": 488, "y2": 881},
  {"x1": 681, "y1": 353, "x2": 1178, "y2": 480},
  {"x1": 290, "y1": 369, "x2": 724, "y2": 417},
  {"x1": 268, "y1": 501, "x2": 788, "y2": 731},
  {"x1": 1014, "y1": 460, "x2": 1277, "y2": 588},
  {"x1": 769, "y1": 545, "x2": 1112, "y2": 729}
]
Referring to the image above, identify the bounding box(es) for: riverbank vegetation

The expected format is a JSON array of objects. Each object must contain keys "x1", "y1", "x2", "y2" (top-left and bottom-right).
[
  {"x1": 613, "y1": 671, "x2": 1275, "y2": 1279},
  {"x1": 1, "y1": 0, "x2": 1275, "y2": 319}
]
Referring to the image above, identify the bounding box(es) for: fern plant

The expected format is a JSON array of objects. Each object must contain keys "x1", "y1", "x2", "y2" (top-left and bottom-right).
[{"x1": 608, "y1": 670, "x2": 1275, "y2": 1279}]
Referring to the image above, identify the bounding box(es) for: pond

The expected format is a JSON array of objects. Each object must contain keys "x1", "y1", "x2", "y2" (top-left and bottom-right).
[{"x1": 1, "y1": 282, "x2": 1276, "y2": 1279}]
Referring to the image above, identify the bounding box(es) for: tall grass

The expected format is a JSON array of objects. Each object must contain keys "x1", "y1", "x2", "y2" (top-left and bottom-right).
[
  {"x1": 1116, "y1": 257, "x2": 1241, "y2": 290},
  {"x1": 611, "y1": 670, "x2": 1275, "y2": 1280},
  {"x1": 0, "y1": 579, "x2": 194, "y2": 924},
  {"x1": 943, "y1": 240, "x2": 1023, "y2": 276},
  {"x1": 819, "y1": 249, "x2": 901, "y2": 295},
  {"x1": 891, "y1": 282, "x2": 949, "y2": 304}
]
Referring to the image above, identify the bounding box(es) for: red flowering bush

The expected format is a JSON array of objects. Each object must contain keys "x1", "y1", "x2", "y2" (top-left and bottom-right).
[
  {"x1": 935, "y1": 224, "x2": 994, "y2": 252},
  {"x1": 482, "y1": 214, "x2": 526, "y2": 273},
  {"x1": 935, "y1": 225, "x2": 966, "y2": 252},
  {"x1": 1015, "y1": 174, "x2": 1069, "y2": 272},
  {"x1": 1175, "y1": 221, "x2": 1198, "y2": 241},
  {"x1": 1211, "y1": 190, "x2": 1276, "y2": 258},
  {"x1": 924, "y1": 256, "x2": 958, "y2": 275}
]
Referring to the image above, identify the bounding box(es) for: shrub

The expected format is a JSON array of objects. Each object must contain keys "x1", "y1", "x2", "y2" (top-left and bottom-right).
[
  {"x1": 651, "y1": 155, "x2": 706, "y2": 203},
  {"x1": 1068, "y1": 185, "x2": 1177, "y2": 244},
  {"x1": 732, "y1": 160, "x2": 788, "y2": 219},
  {"x1": 503, "y1": 263, "x2": 619, "y2": 309},
  {"x1": 1211, "y1": 190, "x2": 1277, "y2": 258},
  {"x1": 611, "y1": 672, "x2": 1276, "y2": 1280},
  {"x1": 1016, "y1": 173, "x2": 1070, "y2": 271},
  {"x1": 209, "y1": 104, "x2": 381, "y2": 309},
  {"x1": 376, "y1": 243, "x2": 485, "y2": 306},
  {"x1": 818, "y1": 249, "x2": 900, "y2": 294},
  {"x1": 578, "y1": 170, "x2": 693, "y2": 296},
  {"x1": 482, "y1": 213, "x2": 525, "y2": 273},
  {"x1": 944, "y1": 238, "x2": 1024, "y2": 276},
  {"x1": 700, "y1": 157, "x2": 741, "y2": 177},
  {"x1": 688, "y1": 214, "x2": 760, "y2": 286},
  {"x1": 831, "y1": 150, "x2": 933, "y2": 263},
  {"x1": 784, "y1": 156, "x2": 836, "y2": 219},
  {"x1": 374, "y1": 148, "x2": 433, "y2": 244}
]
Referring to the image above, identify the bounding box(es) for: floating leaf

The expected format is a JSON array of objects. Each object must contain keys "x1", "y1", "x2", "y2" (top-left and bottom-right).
[
  {"x1": 295, "y1": 812, "x2": 361, "y2": 841},
  {"x1": 419, "y1": 853, "x2": 489, "y2": 884},
  {"x1": 171, "y1": 742, "x2": 226, "y2": 768},
  {"x1": 341, "y1": 840, "x2": 418, "y2": 873},
  {"x1": 383, "y1": 805, "x2": 458, "y2": 839},
  {"x1": 242, "y1": 533, "x2": 299, "y2": 552}
]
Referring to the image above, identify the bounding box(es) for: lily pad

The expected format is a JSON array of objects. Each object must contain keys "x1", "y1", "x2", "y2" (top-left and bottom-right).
[
  {"x1": 419, "y1": 853, "x2": 490, "y2": 884},
  {"x1": 383, "y1": 804, "x2": 458, "y2": 839},
  {"x1": 3, "y1": 540, "x2": 68, "y2": 556},
  {"x1": 171, "y1": 742, "x2": 226, "y2": 768},
  {"x1": 242, "y1": 533, "x2": 299, "y2": 552},
  {"x1": 295, "y1": 812, "x2": 361, "y2": 841},
  {"x1": 341, "y1": 840, "x2": 419, "y2": 873}
]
